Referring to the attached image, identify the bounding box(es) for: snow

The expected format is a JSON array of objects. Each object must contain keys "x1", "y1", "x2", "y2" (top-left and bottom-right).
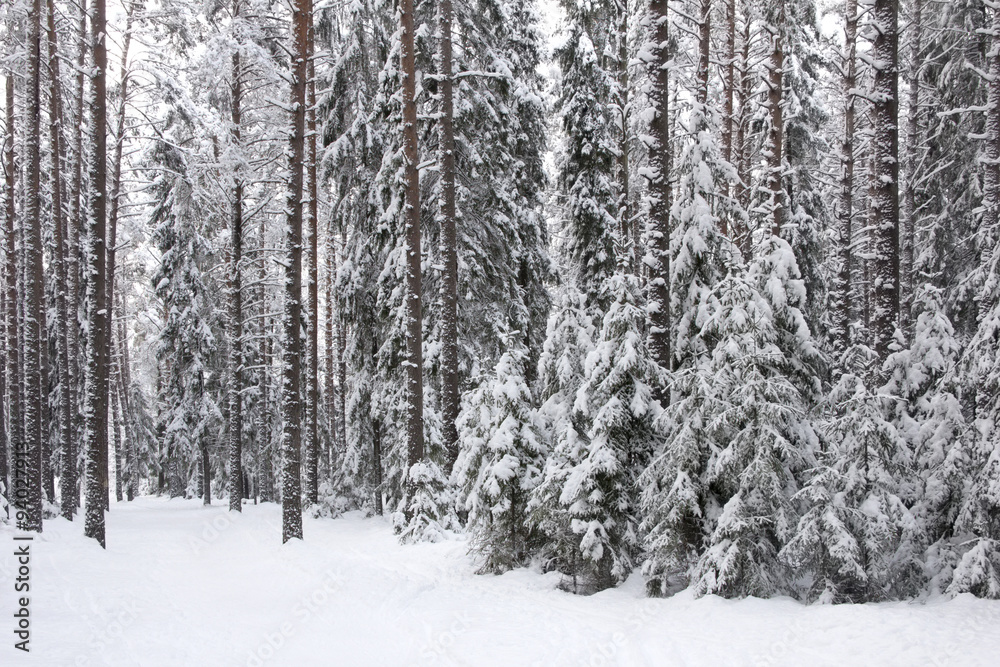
[{"x1": 2, "y1": 498, "x2": 999, "y2": 666}]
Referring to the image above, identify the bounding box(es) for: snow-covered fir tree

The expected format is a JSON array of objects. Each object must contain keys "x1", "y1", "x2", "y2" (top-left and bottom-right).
[
  {"x1": 454, "y1": 331, "x2": 544, "y2": 572},
  {"x1": 535, "y1": 274, "x2": 661, "y2": 592}
]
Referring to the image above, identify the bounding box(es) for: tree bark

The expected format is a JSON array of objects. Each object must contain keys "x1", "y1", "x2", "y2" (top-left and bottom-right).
[
  {"x1": 228, "y1": 3, "x2": 245, "y2": 513},
  {"x1": 22, "y1": 0, "x2": 46, "y2": 532},
  {"x1": 401, "y1": 0, "x2": 424, "y2": 471},
  {"x1": 67, "y1": 2, "x2": 88, "y2": 510},
  {"x1": 47, "y1": 0, "x2": 76, "y2": 519},
  {"x1": 103, "y1": 0, "x2": 134, "y2": 513},
  {"x1": 324, "y1": 217, "x2": 337, "y2": 462},
  {"x1": 767, "y1": 2, "x2": 785, "y2": 238},
  {"x1": 871, "y1": 0, "x2": 900, "y2": 361},
  {"x1": 901, "y1": 0, "x2": 922, "y2": 342},
  {"x1": 305, "y1": 21, "x2": 320, "y2": 506},
  {"x1": 647, "y1": 0, "x2": 671, "y2": 374},
  {"x1": 281, "y1": 0, "x2": 310, "y2": 542},
  {"x1": 734, "y1": 10, "x2": 752, "y2": 257},
  {"x1": 4, "y1": 74, "x2": 18, "y2": 519},
  {"x1": 834, "y1": 0, "x2": 858, "y2": 354},
  {"x1": 84, "y1": 0, "x2": 109, "y2": 547},
  {"x1": 614, "y1": 1, "x2": 636, "y2": 274},
  {"x1": 116, "y1": 300, "x2": 136, "y2": 501},
  {"x1": 986, "y1": 1, "x2": 1000, "y2": 242},
  {"x1": 438, "y1": 0, "x2": 459, "y2": 472}
]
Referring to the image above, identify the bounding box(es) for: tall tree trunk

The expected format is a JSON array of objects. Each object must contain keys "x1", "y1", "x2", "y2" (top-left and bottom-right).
[
  {"x1": 116, "y1": 304, "x2": 136, "y2": 501},
  {"x1": 305, "y1": 23, "x2": 320, "y2": 506},
  {"x1": 324, "y1": 217, "x2": 337, "y2": 462},
  {"x1": 373, "y1": 419, "x2": 383, "y2": 516},
  {"x1": 111, "y1": 370, "x2": 123, "y2": 502},
  {"x1": 697, "y1": 0, "x2": 712, "y2": 104},
  {"x1": 901, "y1": 0, "x2": 922, "y2": 341},
  {"x1": 401, "y1": 0, "x2": 425, "y2": 471},
  {"x1": 834, "y1": 0, "x2": 858, "y2": 354},
  {"x1": 103, "y1": 0, "x2": 134, "y2": 513},
  {"x1": 767, "y1": 2, "x2": 785, "y2": 238},
  {"x1": 22, "y1": 0, "x2": 46, "y2": 532},
  {"x1": 228, "y1": 5, "x2": 245, "y2": 513},
  {"x1": 48, "y1": 0, "x2": 76, "y2": 519},
  {"x1": 614, "y1": 1, "x2": 636, "y2": 273},
  {"x1": 646, "y1": 0, "x2": 671, "y2": 374},
  {"x1": 67, "y1": 1, "x2": 88, "y2": 511},
  {"x1": 0, "y1": 254, "x2": 4, "y2": 512},
  {"x1": 438, "y1": 0, "x2": 459, "y2": 472},
  {"x1": 734, "y1": 11, "x2": 752, "y2": 257},
  {"x1": 3, "y1": 74, "x2": 18, "y2": 518},
  {"x1": 986, "y1": 1, "x2": 1000, "y2": 244},
  {"x1": 871, "y1": 0, "x2": 900, "y2": 361},
  {"x1": 722, "y1": 0, "x2": 736, "y2": 169},
  {"x1": 84, "y1": 0, "x2": 109, "y2": 547},
  {"x1": 281, "y1": 0, "x2": 310, "y2": 542},
  {"x1": 335, "y1": 231, "x2": 347, "y2": 470}
]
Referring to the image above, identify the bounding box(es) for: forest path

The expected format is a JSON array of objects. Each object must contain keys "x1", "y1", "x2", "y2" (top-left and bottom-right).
[{"x1": 1, "y1": 496, "x2": 998, "y2": 666}]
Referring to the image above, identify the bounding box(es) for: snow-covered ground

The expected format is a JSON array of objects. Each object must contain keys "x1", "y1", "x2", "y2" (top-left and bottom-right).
[{"x1": 2, "y1": 498, "x2": 998, "y2": 666}]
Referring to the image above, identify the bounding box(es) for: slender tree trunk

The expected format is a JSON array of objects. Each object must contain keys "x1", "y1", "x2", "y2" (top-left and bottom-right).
[
  {"x1": 0, "y1": 257, "x2": 5, "y2": 512},
  {"x1": 324, "y1": 217, "x2": 337, "y2": 460},
  {"x1": 614, "y1": 1, "x2": 636, "y2": 273},
  {"x1": 647, "y1": 0, "x2": 671, "y2": 373},
  {"x1": 697, "y1": 0, "x2": 712, "y2": 105},
  {"x1": 834, "y1": 0, "x2": 858, "y2": 354},
  {"x1": 986, "y1": 1, "x2": 1000, "y2": 242},
  {"x1": 281, "y1": 0, "x2": 310, "y2": 542},
  {"x1": 335, "y1": 231, "x2": 347, "y2": 468},
  {"x1": 111, "y1": 370, "x2": 123, "y2": 502},
  {"x1": 67, "y1": 1, "x2": 88, "y2": 511},
  {"x1": 22, "y1": 0, "x2": 46, "y2": 532},
  {"x1": 901, "y1": 0, "x2": 922, "y2": 341},
  {"x1": 116, "y1": 305, "x2": 136, "y2": 501},
  {"x1": 48, "y1": 0, "x2": 76, "y2": 519},
  {"x1": 103, "y1": 0, "x2": 134, "y2": 513},
  {"x1": 401, "y1": 0, "x2": 424, "y2": 471},
  {"x1": 767, "y1": 2, "x2": 785, "y2": 238},
  {"x1": 871, "y1": 0, "x2": 900, "y2": 361},
  {"x1": 373, "y1": 419, "x2": 383, "y2": 516},
  {"x1": 722, "y1": 0, "x2": 736, "y2": 172},
  {"x1": 84, "y1": 0, "x2": 109, "y2": 547},
  {"x1": 4, "y1": 75, "x2": 18, "y2": 518},
  {"x1": 734, "y1": 12, "x2": 752, "y2": 256},
  {"x1": 228, "y1": 6, "x2": 245, "y2": 513},
  {"x1": 438, "y1": 0, "x2": 459, "y2": 472},
  {"x1": 305, "y1": 23, "x2": 320, "y2": 506}
]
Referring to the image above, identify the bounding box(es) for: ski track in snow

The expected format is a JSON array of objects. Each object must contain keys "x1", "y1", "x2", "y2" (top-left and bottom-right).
[{"x1": 1, "y1": 497, "x2": 998, "y2": 666}]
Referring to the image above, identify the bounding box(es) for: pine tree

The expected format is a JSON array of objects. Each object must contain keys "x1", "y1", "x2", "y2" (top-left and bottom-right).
[
  {"x1": 84, "y1": 0, "x2": 110, "y2": 546},
  {"x1": 20, "y1": 0, "x2": 46, "y2": 534},
  {"x1": 46, "y1": 0, "x2": 74, "y2": 520},
  {"x1": 228, "y1": 0, "x2": 245, "y2": 513},
  {"x1": 3, "y1": 73, "x2": 16, "y2": 517},
  {"x1": 645, "y1": 0, "x2": 671, "y2": 373},
  {"x1": 870, "y1": 0, "x2": 900, "y2": 361},
  {"x1": 281, "y1": 0, "x2": 312, "y2": 542}
]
